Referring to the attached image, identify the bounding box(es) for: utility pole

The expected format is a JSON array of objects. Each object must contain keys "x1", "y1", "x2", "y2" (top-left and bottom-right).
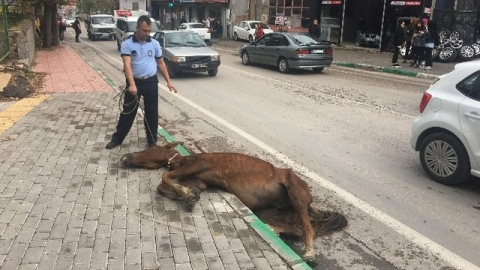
[{"x1": 420, "y1": 0, "x2": 426, "y2": 19}]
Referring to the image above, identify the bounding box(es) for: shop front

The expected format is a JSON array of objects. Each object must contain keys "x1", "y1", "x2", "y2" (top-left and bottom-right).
[{"x1": 150, "y1": 0, "x2": 228, "y2": 37}]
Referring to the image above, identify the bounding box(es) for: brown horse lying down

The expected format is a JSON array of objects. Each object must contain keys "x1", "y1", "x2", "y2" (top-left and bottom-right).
[{"x1": 120, "y1": 142, "x2": 347, "y2": 263}]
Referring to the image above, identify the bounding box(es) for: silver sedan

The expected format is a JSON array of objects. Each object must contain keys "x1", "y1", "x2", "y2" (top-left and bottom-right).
[{"x1": 239, "y1": 33, "x2": 333, "y2": 73}]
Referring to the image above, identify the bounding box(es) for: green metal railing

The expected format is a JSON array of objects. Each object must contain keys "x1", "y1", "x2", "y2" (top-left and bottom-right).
[{"x1": 0, "y1": 0, "x2": 10, "y2": 62}]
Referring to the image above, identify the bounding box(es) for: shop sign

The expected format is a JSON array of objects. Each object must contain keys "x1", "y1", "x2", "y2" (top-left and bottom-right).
[
  {"x1": 391, "y1": 1, "x2": 421, "y2": 5},
  {"x1": 322, "y1": 1, "x2": 342, "y2": 4},
  {"x1": 116, "y1": 10, "x2": 132, "y2": 17}
]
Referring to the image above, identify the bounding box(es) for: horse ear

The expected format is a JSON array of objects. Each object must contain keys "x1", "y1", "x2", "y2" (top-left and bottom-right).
[{"x1": 166, "y1": 141, "x2": 180, "y2": 148}]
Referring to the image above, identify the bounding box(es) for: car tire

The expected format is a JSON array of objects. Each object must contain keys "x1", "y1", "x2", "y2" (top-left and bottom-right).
[
  {"x1": 438, "y1": 47, "x2": 458, "y2": 63},
  {"x1": 471, "y1": 43, "x2": 480, "y2": 56},
  {"x1": 234, "y1": 33, "x2": 238, "y2": 41},
  {"x1": 241, "y1": 51, "x2": 250, "y2": 65},
  {"x1": 207, "y1": 68, "x2": 218, "y2": 76},
  {"x1": 277, "y1": 58, "x2": 290, "y2": 73},
  {"x1": 312, "y1": 67, "x2": 324, "y2": 73},
  {"x1": 419, "y1": 132, "x2": 471, "y2": 185}
]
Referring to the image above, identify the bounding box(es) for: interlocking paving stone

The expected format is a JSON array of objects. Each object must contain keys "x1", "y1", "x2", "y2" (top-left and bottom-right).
[{"x1": 0, "y1": 85, "x2": 301, "y2": 269}]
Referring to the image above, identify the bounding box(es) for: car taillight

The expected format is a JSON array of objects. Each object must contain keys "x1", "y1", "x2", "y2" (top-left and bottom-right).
[
  {"x1": 326, "y1": 48, "x2": 333, "y2": 55},
  {"x1": 419, "y1": 92, "x2": 432, "y2": 113},
  {"x1": 295, "y1": 49, "x2": 309, "y2": 55}
]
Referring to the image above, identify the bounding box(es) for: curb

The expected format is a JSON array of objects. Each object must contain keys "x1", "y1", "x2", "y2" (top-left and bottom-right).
[
  {"x1": 335, "y1": 62, "x2": 439, "y2": 80},
  {"x1": 77, "y1": 46, "x2": 312, "y2": 270}
]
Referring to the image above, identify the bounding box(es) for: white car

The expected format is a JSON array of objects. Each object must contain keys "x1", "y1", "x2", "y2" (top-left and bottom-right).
[
  {"x1": 410, "y1": 60, "x2": 480, "y2": 185},
  {"x1": 233, "y1": 21, "x2": 273, "y2": 42},
  {"x1": 177, "y1": 23, "x2": 211, "y2": 41}
]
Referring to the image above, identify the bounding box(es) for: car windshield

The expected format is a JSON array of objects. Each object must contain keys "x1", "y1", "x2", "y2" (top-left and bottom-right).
[
  {"x1": 92, "y1": 17, "x2": 114, "y2": 24},
  {"x1": 287, "y1": 34, "x2": 319, "y2": 46},
  {"x1": 127, "y1": 21, "x2": 160, "y2": 32},
  {"x1": 249, "y1": 22, "x2": 269, "y2": 29},
  {"x1": 189, "y1": 23, "x2": 206, "y2": 29},
  {"x1": 165, "y1": 32, "x2": 207, "y2": 47}
]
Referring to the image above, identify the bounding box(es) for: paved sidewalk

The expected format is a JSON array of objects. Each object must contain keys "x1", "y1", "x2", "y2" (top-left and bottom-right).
[{"x1": 0, "y1": 43, "x2": 310, "y2": 270}]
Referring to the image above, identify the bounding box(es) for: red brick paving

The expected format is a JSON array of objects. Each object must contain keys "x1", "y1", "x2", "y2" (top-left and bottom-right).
[{"x1": 33, "y1": 44, "x2": 112, "y2": 93}]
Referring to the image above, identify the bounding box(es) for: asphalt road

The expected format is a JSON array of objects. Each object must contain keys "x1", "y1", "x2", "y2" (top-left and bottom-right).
[{"x1": 66, "y1": 28, "x2": 480, "y2": 270}]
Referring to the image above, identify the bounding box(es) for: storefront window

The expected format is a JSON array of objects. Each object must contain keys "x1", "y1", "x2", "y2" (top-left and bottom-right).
[
  {"x1": 293, "y1": 0, "x2": 301, "y2": 7},
  {"x1": 285, "y1": 0, "x2": 292, "y2": 7}
]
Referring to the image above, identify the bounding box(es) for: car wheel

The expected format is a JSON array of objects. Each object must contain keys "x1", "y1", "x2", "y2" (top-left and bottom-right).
[
  {"x1": 234, "y1": 33, "x2": 238, "y2": 41},
  {"x1": 458, "y1": 45, "x2": 475, "y2": 61},
  {"x1": 248, "y1": 35, "x2": 254, "y2": 43},
  {"x1": 241, "y1": 51, "x2": 250, "y2": 65},
  {"x1": 207, "y1": 68, "x2": 218, "y2": 76},
  {"x1": 312, "y1": 67, "x2": 324, "y2": 73},
  {"x1": 278, "y1": 58, "x2": 290, "y2": 73},
  {"x1": 419, "y1": 132, "x2": 471, "y2": 185},
  {"x1": 438, "y1": 47, "x2": 458, "y2": 63},
  {"x1": 471, "y1": 43, "x2": 480, "y2": 56},
  {"x1": 438, "y1": 29, "x2": 450, "y2": 44}
]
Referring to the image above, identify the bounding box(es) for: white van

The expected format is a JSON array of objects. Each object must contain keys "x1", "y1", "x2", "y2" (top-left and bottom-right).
[{"x1": 86, "y1": 14, "x2": 116, "y2": 41}]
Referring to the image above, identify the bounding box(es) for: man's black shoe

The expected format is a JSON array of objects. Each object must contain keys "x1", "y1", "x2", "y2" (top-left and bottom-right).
[{"x1": 106, "y1": 141, "x2": 121, "y2": 149}]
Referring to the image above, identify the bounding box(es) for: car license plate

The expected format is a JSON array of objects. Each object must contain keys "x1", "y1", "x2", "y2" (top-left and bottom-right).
[
  {"x1": 102, "y1": 33, "x2": 109, "y2": 37},
  {"x1": 192, "y1": 63, "x2": 207, "y2": 68},
  {"x1": 311, "y1": 49, "x2": 324, "y2": 53}
]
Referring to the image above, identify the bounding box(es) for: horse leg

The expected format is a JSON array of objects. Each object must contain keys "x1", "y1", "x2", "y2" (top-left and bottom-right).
[
  {"x1": 161, "y1": 163, "x2": 210, "y2": 211},
  {"x1": 283, "y1": 169, "x2": 316, "y2": 262},
  {"x1": 157, "y1": 182, "x2": 181, "y2": 200}
]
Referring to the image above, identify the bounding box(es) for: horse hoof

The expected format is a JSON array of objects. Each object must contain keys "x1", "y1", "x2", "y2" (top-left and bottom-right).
[
  {"x1": 186, "y1": 193, "x2": 200, "y2": 212},
  {"x1": 120, "y1": 154, "x2": 133, "y2": 167},
  {"x1": 305, "y1": 259, "x2": 318, "y2": 268},
  {"x1": 303, "y1": 252, "x2": 317, "y2": 267}
]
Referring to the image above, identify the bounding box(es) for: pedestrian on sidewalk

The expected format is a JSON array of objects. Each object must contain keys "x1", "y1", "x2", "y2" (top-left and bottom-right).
[
  {"x1": 308, "y1": 19, "x2": 321, "y2": 40},
  {"x1": 402, "y1": 16, "x2": 416, "y2": 62},
  {"x1": 106, "y1": 15, "x2": 177, "y2": 149},
  {"x1": 59, "y1": 16, "x2": 66, "y2": 42},
  {"x1": 410, "y1": 19, "x2": 425, "y2": 68},
  {"x1": 392, "y1": 20, "x2": 406, "y2": 67},
  {"x1": 72, "y1": 17, "x2": 82, "y2": 42},
  {"x1": 254, "y1": 23, "x2": 264, "y2": 40},
  {"x1": 423, "y1": 20, "x2": 438, "y2": 70}
]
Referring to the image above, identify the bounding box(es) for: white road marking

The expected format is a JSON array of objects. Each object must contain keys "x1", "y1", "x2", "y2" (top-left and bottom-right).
[{"x1": 158, "y1": 83, "x2": 479, "y2": 270}]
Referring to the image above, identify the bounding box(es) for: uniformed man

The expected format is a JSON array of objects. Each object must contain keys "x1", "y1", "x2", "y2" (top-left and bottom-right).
[{"x1": 106, "y1": 15, "x2": 177, "y2": 149}]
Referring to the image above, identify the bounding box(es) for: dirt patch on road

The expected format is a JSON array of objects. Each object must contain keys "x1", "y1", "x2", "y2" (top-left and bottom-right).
[{"x1": 0, "y1": 66, "x2": 45, "y2": 101}]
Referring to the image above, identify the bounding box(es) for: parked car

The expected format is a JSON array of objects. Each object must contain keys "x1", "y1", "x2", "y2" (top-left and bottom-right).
[
  {"x1": 152, "y1": 30, "x2": 221, "y2": 77},
  {"x1": 85, "y1": 14, "x2": 116, "y2": 41},
  {"x1": 233, "y1": 21, "x2": 273, "y2": 42},
  {"x1": 116, "y1": 16, "x2": 161, "y2": 51},
  {"x1": 65, "y1": 17, "x2": 75, "y2": 27},
  {"x1": 239, "y1": 32, "x2": 333, "y2": 73},
  {"x1": 177, "y1": 22, "x2": 211, "y2": 41},
  {"x1": 410, "y1": 60, "x2": 480, "y2": 185}
]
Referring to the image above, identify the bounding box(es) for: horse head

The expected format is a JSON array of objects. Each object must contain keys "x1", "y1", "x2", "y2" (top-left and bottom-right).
[{"x1": 120, "y1": 142, "x2": 181, "y2": 169}]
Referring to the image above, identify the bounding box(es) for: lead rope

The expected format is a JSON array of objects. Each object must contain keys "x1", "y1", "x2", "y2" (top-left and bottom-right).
[{"x1": 113, "y1": 89, "x2": 157, "y2": 145}]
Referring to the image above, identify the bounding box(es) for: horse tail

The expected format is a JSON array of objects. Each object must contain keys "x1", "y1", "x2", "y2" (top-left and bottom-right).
[{"x1": 308, "y1": 204, "x2": 347, "y2": 235}]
